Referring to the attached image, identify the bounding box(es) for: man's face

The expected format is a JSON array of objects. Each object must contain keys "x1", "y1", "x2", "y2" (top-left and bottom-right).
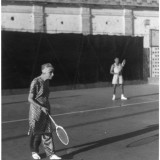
[
  {"x1": 115, "y1": 58, "x2": 119, "y2": 64},
  {"x1": 46, "y1": 70, "x2": 54, "y2": 80}
]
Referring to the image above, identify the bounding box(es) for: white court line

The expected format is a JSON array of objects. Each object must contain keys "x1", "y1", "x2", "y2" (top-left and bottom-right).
[{"x1": 2, "y1": 100, "x2": 159, "y2": 124}]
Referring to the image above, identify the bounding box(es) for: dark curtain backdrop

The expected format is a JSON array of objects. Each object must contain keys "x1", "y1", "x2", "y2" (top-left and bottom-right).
[{"x1": 2, "y1": 31, "x2": 143, "y2": 89}]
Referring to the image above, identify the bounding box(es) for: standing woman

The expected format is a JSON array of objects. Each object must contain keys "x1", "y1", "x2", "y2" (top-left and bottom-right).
[
  {"x1": 28, "y1": 63, "x2": 61, "y2": 160},
  {"x1": 110, "y1": 58, "x2": 127, "y2": 101}
]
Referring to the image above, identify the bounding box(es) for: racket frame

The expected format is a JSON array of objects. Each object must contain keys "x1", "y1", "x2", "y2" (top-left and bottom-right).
[{"x1": 48, "y1": 115, "x2": 69, "y2": 145}]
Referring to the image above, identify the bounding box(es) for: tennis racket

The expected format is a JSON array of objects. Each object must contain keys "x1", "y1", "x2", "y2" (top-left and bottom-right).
[{"x1": 49, "y1": 114, "x2": 69, "y2": 145}]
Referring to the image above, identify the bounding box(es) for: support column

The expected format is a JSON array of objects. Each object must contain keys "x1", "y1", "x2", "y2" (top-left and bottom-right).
[
  {"x1": 32, "y1": 5, "x2": 45, "y2": 33},
  {"x1": 81, "y1": 7, "x2": 91, "y2": 35},
  {"x1": 123, "y1": 9, "x2": 134, "y2": 35}
]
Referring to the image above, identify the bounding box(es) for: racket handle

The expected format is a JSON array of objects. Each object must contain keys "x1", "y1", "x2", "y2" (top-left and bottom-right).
[{"x1": 49, "y1": 115, "x2": 58, "y2": 127}]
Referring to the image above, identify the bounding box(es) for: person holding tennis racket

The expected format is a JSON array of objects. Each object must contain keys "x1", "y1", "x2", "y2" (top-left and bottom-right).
[
  {"x1": 28, "y1": 63, "x2": 61, "y2": 160},
  {"x1": 110, "y1": 57, "x2": 127, "y2": 101}
]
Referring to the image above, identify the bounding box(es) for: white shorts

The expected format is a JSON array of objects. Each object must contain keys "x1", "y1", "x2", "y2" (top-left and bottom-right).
[{"x1": 112, "y1": 74, "x2": 123, "y2": 85}]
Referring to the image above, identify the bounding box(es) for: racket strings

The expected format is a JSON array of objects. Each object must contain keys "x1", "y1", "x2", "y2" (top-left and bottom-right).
[{"x1": 56, "y1": 127, "x2": 69, "y2": 145}]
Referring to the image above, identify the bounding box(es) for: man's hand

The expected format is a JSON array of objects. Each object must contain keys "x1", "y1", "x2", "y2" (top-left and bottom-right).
[
  {"x1": 122, "y1": 59, "x2": 126, "y2": 67},
  {"x1": 41, "y1": 107, "x2": 48, "y2": 115}
]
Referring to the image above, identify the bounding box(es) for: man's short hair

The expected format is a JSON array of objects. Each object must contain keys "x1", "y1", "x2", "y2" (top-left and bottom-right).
[
  {"x1": 41, "y1": 63, "x2": 54, "y2": 71},
  {"x1": 114, "y1": 57, "x2": 119, "y2": 61}
]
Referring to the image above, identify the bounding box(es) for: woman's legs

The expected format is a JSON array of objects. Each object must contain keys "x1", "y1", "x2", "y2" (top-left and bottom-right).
[
  {"x1": 30, "y1": 132, "x2": 41, "y2": 153},
  {"x1": 42, "y1": 133, "x2": 55, "y2": 156},
  {"x1": 42, "y1": 133, "x2": 61, "y2": 159}
]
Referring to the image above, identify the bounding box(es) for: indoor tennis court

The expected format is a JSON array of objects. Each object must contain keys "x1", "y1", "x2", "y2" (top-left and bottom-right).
[{"x1": 2, "y1": 84, "x2": 159, "y2": 160}]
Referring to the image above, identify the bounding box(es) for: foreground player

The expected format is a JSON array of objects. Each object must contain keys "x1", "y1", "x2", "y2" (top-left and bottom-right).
[
  {"x1": 28, "y1": 63, "x2": 61, "y2": 160},
  {"x1": 110, "y1": 58, "x2": 127, "y2": 100}
]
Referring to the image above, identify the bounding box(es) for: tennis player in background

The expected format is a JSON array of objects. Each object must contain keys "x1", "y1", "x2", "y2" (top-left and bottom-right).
[
  {"x1": 110, "y1": 58, "x2": 127, "y2": 101},
  {"x1": 28, "y1": 63, "x2": 61, "y2": 160}
]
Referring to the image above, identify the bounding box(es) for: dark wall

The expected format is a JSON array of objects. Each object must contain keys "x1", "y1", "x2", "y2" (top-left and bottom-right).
[{"x1": 2, "y1": 31, "x2": 143, "y2": 89}]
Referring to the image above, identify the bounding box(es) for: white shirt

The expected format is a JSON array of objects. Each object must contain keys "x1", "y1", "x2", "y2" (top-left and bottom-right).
[{"x1": 113, "y1": 63, "x2": 123, "y2": 75}]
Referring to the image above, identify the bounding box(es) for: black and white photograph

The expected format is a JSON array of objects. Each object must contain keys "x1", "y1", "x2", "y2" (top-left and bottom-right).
[{"x1": 1, "y1": 0, "x2": 159, "y2": 160}]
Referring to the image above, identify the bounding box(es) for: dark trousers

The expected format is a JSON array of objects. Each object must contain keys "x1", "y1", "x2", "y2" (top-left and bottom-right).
[{"x1": 30, "y1": 132, "x2": 55, "y2": 156}]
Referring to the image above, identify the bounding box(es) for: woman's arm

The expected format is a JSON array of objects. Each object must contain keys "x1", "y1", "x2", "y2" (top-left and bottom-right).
[
  {"x1": 28, "y1": 93, "x2": 48, "y2": 114},
  {"x1": 28, "y1": 93, "x2": 41, "y2": 109},
  {"x1": 28, "y1": 80, "x2": 48, "y2": 114}
]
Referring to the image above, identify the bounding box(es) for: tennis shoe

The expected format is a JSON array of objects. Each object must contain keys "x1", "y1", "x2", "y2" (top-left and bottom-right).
[
  {"x1": 112, "y1": 95, "x2": 116, "y2": 100},
  {"x1": 32, "y1": 152, "x2": 41, "y2": 159},
  {"x1": 121, "y1": 94, "x2": 127, "y2": 100},
  {"x1": 49, "y1": 154, "x2": 62, "y2": 160}
]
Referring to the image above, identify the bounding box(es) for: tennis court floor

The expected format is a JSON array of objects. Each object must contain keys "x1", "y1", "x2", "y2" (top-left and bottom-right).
[{"x1": 2, "y1": 84, "x2": 159, "y2": 160}]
